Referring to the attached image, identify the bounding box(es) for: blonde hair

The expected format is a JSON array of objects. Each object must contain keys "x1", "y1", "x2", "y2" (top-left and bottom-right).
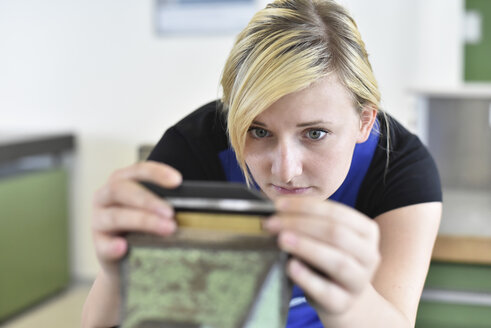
[{"x1": 221, "y1": 0, "x2": 381, "y2": 184}]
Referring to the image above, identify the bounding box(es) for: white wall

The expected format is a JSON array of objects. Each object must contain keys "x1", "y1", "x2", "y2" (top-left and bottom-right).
[
  {"x1": 0, "y1": 0, "x2": 236, "y2": 280},
  {"x1": 342, "y1": 0, "x2": 420, "y2": 125},
  {"x1": 413, "y1": 0, "x2": 464, "y2": 88},
  {"x1": 343, "y1": 0, "x2": 464, "y2": 126},
  {"x1": 0, "y1": 0, "x2": 463, "y2": 281}
]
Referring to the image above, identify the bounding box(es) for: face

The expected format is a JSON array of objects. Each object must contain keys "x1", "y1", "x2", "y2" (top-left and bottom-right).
[{"x1": 244, "y1": 74, "x2": 376, "y2": 201}]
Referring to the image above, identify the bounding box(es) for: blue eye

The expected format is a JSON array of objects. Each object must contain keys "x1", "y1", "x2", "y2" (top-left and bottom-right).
[
  {"x1": 306, "y1": 129, "x2": 327, "y2": 140},
  {"x1": 249, "y1": 127, "x2": 270, "y2": 138}
]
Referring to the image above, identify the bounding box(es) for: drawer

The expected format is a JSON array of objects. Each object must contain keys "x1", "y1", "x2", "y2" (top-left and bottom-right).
[
  {"x1": 416, "y1": 262, "x2": 491, "y2": 327},
  {"x1": 417, "y1": 301, "x2": 491, "y2": 328},
  {"x1": 424, "y1": 262, "x2": 491, "y2": 293}
]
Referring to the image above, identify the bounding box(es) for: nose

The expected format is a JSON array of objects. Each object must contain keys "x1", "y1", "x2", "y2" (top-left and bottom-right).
[{"x1": 271, "y1": 140, "x2": 303, "y2": 183}]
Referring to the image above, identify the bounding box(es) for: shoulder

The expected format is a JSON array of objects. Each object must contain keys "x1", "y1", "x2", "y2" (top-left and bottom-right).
[
  {"x1": 172, "y1": 100, "x2": 228, "y2": 142},
  {"x1": 382, "y1": 114, "x2": 427, "y2": 162},
  {"x1": 147, "y1": 100, "x2": 229, "y2": 181},
  {"x1": 356, "y1": 113, "x2": 442, "y2": 218}
]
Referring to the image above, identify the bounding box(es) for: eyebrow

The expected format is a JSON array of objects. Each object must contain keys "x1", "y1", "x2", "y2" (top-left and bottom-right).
[
  {"x1": 251, "y1": 120, "x2": 267, "y2": 127},
  {"x1": 251, "y1": 120, "x2": 331, "y2": 127},
  {"x1": 296, "y1": 120, "x2": 330, "y2": 127}
]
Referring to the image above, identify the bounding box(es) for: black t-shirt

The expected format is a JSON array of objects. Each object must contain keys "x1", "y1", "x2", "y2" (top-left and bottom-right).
[{"x1": 148, "y1": 100, "x2": 442, "y2": 219}]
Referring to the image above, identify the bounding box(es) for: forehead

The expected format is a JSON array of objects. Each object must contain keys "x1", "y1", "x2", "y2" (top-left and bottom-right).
[{"x1": 254, "y1": 74, "x2": 356, "y2": 124}]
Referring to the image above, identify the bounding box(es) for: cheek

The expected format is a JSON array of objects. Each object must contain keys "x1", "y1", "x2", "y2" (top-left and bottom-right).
[
  {"x1": 309, "y1": 142, "x2": 356, "y2": 192},
  {"x1": 243, "y1": 145, "x2": 268, "y2": 178}
]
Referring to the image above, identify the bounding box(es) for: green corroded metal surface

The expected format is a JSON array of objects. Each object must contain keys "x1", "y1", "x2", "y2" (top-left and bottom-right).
[{"x1": 122, "y1": 247, "x2": 279, "y2": 328}]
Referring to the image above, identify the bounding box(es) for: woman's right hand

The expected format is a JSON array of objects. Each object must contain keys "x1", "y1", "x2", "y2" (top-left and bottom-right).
[{"x1": 91, "y1": 161, "x2": 182, "y2": 278}]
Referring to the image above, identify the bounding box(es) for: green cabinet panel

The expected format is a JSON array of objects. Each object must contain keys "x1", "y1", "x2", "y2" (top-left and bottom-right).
[
  {"x1": 424, "y1": 262, "x2": 491, "y2": 293},
  {"x1": 0, "y1": 169, "x2": 70, "y2": 321},
  {"x1": 417, "y1": 301, "x2": 491, "y2": 328},
  {"x1": 416, "y1": 262, "x2": 491, "y2": 327},
  {"x1": 465, "y1": 0, "x2": 491, "y2": 81}
]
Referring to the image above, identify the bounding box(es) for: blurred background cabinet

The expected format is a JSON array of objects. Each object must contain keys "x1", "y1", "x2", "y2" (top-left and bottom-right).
[
  {"x1": 465, "y1": 0, "x2": 491, "y2": 82},
  {"x1": 413, "y1": 86, "x2": 491, "y2": 327},
  {"x1": 0, "y1": 134, "x2": 74, "y2": 322}
]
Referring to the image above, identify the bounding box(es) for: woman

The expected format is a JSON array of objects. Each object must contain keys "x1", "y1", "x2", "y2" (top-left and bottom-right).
[{"x1": 82, "y1": 0, "x2": 442, "y2": 327}]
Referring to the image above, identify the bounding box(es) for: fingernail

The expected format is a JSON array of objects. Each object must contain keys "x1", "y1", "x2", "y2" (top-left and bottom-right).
[
  {"x1": 156, "y1": 206, "x2": 173, "y2": 218},
  {"x1": 280, "y1": 231, "x2": 297, "y2": 248},
  {"x1": 158, "y1": 220, "x2": 175, "y2": 234},
  {"x1": 114, "y1": 239, "x2": 127, "y2": 255},
  {"x1": 289, "y1": 259, "x2": 303, "y2": 275},
  {"x1": 263, "y1": 218, "x2": 281, "y2": 231}
]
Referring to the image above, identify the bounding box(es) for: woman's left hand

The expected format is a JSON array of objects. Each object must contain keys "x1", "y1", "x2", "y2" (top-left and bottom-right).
[{"x1": 263, "y1": 196, "x2": 381, "y2": 319}]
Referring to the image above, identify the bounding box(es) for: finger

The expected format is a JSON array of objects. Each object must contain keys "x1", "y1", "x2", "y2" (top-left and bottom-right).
[
  {"x1": 275, "y1": 197, "x2": 379, "y2": 240},
  {"x1": 93, "y1": 207, "x2": 176, "y2": 236},
  {"x1": 287, "y1": 258, "x2": 352, "y2": 315},
  {"x1": 266, "y1": 215, "x2": 378, "y2": 267},
  {"x1": 94, "y1": 234, "x2": 128, "y2": 262},
  {"x1": 95, "y1": 180, "x2": 174, "y2": 218},
  {"x1": 279, "y1": 231, "x2": 369, "y2": 293},
  {"x1": 109, "y1": 161, "x2": 182, "y2": 187}
]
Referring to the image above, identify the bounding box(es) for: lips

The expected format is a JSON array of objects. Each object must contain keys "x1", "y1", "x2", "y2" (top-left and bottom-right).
[{"x1": 271, "y1": 184, "x2": 312, "y2": 195}]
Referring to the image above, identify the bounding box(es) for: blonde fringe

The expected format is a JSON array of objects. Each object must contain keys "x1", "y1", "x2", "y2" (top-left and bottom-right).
[{"x1": 220, "y1": 0, "x2": 385, "y2": 185}]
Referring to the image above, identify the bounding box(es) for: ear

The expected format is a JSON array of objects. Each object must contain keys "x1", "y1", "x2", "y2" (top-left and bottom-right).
[{"x1": 356, "y1": 106, "x2": 377, "y2": 143}]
